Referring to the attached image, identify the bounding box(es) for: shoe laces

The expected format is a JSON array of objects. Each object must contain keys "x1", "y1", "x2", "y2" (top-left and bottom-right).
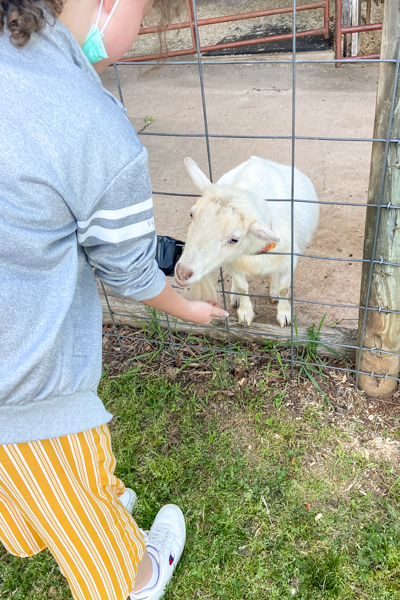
[{"x1": 147, "y1": 524, "x2": 175, "y2": 555}]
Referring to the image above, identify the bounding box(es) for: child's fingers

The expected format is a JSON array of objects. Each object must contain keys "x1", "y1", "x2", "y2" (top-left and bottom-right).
[
  {"x1": 212, "y1": 306, "x2": 229, "y2": 318},
  {"x1": 190, "y1": 301, "x2": 229, "y2": 323},
  {"x1": 204, "y1": 301, "x2": 229, "y2": 318}
]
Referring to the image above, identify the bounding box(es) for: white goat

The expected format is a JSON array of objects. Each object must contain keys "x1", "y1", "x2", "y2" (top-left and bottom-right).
[{"x1": 175, "y1": 156, "x2": 319, "y2": 327}]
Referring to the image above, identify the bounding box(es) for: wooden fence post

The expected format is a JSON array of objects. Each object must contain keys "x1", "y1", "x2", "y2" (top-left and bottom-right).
[
  {"x1": 341, "y1": 0, "x2": 352, "y2": 56},
  {"x1": 357, "y1": 0, "x2": 400, "y2": 397},
  {"x1": 351, "y1": 0, "x2": 361, "y2": 56},
  {"x1": 342, "y1": 0, "x2": 361, "y2": 57}
]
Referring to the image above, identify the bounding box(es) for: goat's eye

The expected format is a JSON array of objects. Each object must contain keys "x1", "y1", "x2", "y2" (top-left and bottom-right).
[
  {"x1": 190, "y1": 211, "x2": 194, "y2": 218},
  {"x1": 229, "y1": 237, "x2": 239, "y2": 244}
]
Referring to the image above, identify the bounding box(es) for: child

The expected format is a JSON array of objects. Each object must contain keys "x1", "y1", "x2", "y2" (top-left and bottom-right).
[{"x1": 0, "y1": 1, "x2": 229, "y2": 599}]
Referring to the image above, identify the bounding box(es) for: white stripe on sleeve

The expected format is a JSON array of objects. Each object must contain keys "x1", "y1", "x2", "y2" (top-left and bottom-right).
[
  {"x1": 77, "y1": 218, "x2": 155, "y2": 244},
  {"x1": 77, "y1": 197, "x2": 153, "y2": 229}
]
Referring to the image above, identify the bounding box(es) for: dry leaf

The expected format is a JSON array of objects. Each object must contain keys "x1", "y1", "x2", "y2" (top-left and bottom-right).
[
  {"x1": 166, "y1": 367, "x2": 178, "y2": 381},
  {"x1": 234, "y1": 366, "x2": 246, "y2": 379}
]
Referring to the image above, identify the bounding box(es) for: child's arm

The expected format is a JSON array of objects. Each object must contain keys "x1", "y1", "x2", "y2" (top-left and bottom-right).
[
  {"x1": 143, "y1": 281, "x2": 228, "y2": 325},
  {"x1": 73, "y1": 150, "x2": 227, "y2": 326}
]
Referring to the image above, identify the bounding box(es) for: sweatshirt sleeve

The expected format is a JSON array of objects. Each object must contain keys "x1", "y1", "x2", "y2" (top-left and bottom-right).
[{"x1": 76, "y1": 149, "x2": 166, "y2": 301}]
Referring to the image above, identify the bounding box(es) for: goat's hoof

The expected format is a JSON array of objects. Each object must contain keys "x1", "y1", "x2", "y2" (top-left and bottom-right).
[
  {"x1": 270, "y1": 297, "x2": 277, "y2": 305},
  {"x1": 277, "y1": 311, "x2": 291, "y2": 328},
  {"x1": 237, "y1": 307, "x2": 255, "y2": 326},
  {"x1": 230, "y1": 296, "x2": 240, "y2": 308}
]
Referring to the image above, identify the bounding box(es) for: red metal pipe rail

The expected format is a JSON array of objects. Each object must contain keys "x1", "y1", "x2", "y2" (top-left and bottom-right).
[
  {"x1": 335, "y1": 0, "x2": 382, "y2": 67},
  {"x1": 119, "y1": 0, "x2": 330, "y2": 63},
  {"x1": 341, "y1": 22, "x2": 382, "y2": 34}
]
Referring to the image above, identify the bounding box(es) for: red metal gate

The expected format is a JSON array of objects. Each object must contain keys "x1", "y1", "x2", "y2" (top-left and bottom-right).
[
  {"x1": 119, "y1": 0, "x2": 383, "y2": 68},
  {"x1": 118, "y1": 0, "x2": 330, "y2": 63},
  {"x1": 334, "y1": 0, "x2": 382, "y2": 64}
]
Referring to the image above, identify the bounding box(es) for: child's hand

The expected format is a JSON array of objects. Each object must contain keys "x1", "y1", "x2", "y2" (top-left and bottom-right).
[
  {"x1": 186, "y1": 300, "x2": 229, "y2": 325},
  {"x1": 142, "y1": 282, "x2": 229, "y2": 325}
]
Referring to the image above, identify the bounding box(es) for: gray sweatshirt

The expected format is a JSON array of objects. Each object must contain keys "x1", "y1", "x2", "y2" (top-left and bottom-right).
[{"x1": 0, "y1": 17, "x2": 165, "y2": 445}]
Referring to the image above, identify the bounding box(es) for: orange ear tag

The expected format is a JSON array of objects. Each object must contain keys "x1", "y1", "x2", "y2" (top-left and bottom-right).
[{"x1": 262, "y1": 242, "x2": 277, "y2": 253}]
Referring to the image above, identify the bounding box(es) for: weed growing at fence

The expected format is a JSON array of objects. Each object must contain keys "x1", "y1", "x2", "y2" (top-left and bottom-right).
[
  {"x1": 260, "y1": 314, "x2": 344, "y2": 410},
  {"x1": 1, "y1": 349, "x2": 399, "y2": 600},
  {"x1": 138, "y1": 115, "x2": 156, "y2": 132},
  {"x1": 293, "y1": 315, "x2": 342, "y2": 411}
]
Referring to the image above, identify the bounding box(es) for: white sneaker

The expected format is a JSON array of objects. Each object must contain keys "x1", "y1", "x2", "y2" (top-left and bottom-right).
[
  {"x1": 130, "y1": 504, "x2": 186, "y2": 600},
  {"x1": 118, "y1": 488, "x2": 137, "y2": 514}
]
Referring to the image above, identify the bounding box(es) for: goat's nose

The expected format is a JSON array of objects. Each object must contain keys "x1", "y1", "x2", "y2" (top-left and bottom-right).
[{"x1": 176, "y1": 263, "x2": 194, "y2": 282}]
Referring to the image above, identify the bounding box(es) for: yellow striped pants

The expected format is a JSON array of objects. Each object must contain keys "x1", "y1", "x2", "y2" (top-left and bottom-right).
[{"x1": 0, "y1": 425, "x2": 145, "y2": 600}]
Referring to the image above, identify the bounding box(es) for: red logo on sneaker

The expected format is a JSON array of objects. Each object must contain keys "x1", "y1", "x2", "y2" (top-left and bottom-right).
[{"x1": 169, "y1": 554, "x2": 174, "y2": 565}]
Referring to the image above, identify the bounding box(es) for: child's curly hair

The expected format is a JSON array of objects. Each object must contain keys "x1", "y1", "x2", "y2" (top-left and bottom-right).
[
  {"x1": 1, "y1": 0, "x2": 183, "y2": 48},
  {"x1": 0, "y1": 0, "x2": 64, "y2": 47}
]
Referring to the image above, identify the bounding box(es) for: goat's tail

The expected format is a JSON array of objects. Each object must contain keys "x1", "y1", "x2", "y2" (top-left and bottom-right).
[{"x1": 189, "y1": 274, "x2": 218, "y2": 303}]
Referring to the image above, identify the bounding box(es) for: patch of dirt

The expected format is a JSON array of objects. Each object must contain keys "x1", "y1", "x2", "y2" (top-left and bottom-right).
[
  {"x1": 102, "y1": 324, "x2": 400, "y2": 446},
  {"x1": 359, "y1": 0, "x2": 384, "y2": 56},
  {"x1": 345, "y1": 435, "x2": 400, "y2": 464},
  {"x1": 103, "y1": 323, "x2": 400, "y2": 500}
]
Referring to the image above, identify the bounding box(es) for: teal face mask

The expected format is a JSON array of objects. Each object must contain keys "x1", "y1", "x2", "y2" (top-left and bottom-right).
[{"x1": 82, "y1": 0, "x2": 122, "y2": 65}]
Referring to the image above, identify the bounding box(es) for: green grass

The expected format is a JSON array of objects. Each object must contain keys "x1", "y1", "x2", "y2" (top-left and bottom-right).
[
  {"x1": 1, "y1": 360, "x2": 400, "y2": 599},
  {"x1": 263, "y1": 313, "x2": 343, "y2": 411}
]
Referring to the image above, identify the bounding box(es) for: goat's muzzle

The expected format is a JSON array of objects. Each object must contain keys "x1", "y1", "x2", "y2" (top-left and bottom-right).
[{"x1": 175, "y1": 263, "x2": 194, "y2": 287}]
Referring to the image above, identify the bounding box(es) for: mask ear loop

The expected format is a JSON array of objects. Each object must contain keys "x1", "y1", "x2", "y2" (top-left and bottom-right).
[
  {"x1": 100, "y1": 0, "x2": 122, "y2": 34},
  {"x1": 94, "y1": 0, "x2": 105, "y2": 28}
]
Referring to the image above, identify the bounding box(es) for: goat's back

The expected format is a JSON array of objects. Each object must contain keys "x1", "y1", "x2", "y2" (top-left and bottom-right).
[{"x1": 219, "y1": 156, "x2": 319, "y2": 253}]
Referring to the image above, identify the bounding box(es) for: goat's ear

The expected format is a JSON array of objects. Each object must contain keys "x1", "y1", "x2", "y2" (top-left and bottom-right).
[
  {"x1": 184, "y1": 157, "x2": 211, "y2": 193},
  {"x1": 249, "y1": 220, "x2": 281, "y2": 244}
]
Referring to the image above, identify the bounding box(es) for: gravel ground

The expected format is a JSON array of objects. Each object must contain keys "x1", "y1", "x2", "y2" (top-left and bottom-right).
[{"x1": 358, "y1": 0, "x2": 383, "y2": 55}]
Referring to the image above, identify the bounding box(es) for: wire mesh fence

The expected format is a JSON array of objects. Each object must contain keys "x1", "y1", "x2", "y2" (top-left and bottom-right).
[{"x1": 101, "y1": 0, "x2": 400, "y2": 395}]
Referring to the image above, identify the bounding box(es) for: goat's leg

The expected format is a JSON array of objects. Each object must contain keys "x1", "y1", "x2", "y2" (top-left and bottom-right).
[
  {"x1": 230, "y1": 278, "x2": 240, "y2": 308},
  {"x1": 275, "y1": 272, "x2": 292, "y2": 328},
  {"x1": 269, "y1": 274, "x2": 278, "y2": 304},
  {"x1": 231, "y1": 272, "x2": 255, "y2": 326}
]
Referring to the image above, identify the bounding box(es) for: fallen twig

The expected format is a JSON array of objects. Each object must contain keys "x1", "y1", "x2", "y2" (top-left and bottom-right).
[
  {"x1": 344, "y1": 481, "x2": 356, "y2": 492},
  {"x1": 348, "y1": 584, "x2": 368, "y2": 598},
  {"x1": 261, "y1": 495, "x2": 272, "y2": 525}
]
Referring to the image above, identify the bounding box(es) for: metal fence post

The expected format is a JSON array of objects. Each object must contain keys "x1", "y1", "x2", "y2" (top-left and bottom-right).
[
  {"x1": 356, "y1": 0, "x2": 400, "y2": 396},
  {"x1": 334, "y1": 0, "x2": 342, "y2": 67},
  {"x1": 190, "y1": 0, "x2": 235, "y2": 373},
  {"x1": 113, "y1": 63, "x2": 124, "y2": 105},
  {"x1": 289, "y1": 0, "x2": 298, "y2": 377},
  {"x1": 100, "y1": 281, "x2": 126, "y2": 358},
  {"x1": 165, "y1": 312, "x2": 178, "y2": 361}
]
